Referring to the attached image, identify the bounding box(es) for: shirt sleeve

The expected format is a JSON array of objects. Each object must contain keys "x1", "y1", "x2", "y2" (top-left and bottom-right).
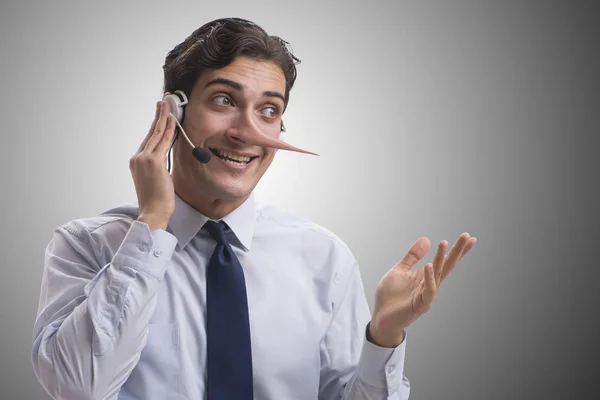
[
  {"x1": 319, "y1": 260, "x2": 411, "y2": 400},
  {"x1": 31, "y1": 219, "x2": 177, "y2": 400}
]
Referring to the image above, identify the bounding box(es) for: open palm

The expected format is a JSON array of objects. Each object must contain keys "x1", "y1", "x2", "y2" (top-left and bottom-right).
[{"x1": 369, "y1": 233, "x2": 477, "y2": 347}]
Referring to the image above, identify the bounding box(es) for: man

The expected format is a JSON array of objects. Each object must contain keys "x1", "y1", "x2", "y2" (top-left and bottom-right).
[{"x1": 32, "y1": 17, "x2": 476, "y2": 399}]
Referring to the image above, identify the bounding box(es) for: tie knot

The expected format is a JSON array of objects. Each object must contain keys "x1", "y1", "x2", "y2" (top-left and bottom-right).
[{"x1": 203, "y1": 220, "x2": 229, "y2": 245}]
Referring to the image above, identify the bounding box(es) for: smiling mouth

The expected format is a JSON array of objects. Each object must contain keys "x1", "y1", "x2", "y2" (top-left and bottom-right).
[{"x1": 210, "y1": 148, "x2": 258, "y2": 165}]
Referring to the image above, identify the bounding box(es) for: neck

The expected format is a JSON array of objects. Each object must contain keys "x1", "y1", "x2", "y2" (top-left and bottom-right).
[{"x1": 174, "y1": 186, "x2": 248, "y2": 220}]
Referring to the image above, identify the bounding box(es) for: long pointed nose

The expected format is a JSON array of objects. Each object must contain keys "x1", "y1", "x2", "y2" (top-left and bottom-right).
[
  {"x1": 223, "y1": 111, "x2": 318, "y2": 155},
  {"x1": 226, "y1": 111, "x2": 319, "y2": 156},
  {"x1": 234, "y1": 128, "x2": 319, "y2": 156}
]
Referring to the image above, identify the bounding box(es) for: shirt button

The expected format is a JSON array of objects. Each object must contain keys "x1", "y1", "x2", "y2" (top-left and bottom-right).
[
  {"x1": 138, "y1": 243, "x2": 149, "y2": 252},
  {"x1": 153, "y1": 249, "x2": 163, "y2": 257},
  {"x1": 386, "y1": 365, "x2": 396, "y2": 374}
]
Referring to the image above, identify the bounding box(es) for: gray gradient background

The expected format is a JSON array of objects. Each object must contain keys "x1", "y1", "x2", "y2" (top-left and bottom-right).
[{"x1": 1, "y1": 1, "x2": 598, "y2": 399}]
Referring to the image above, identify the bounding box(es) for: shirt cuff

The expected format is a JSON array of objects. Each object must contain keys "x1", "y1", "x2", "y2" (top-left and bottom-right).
[
  {"x1": 357, "y1": 325, "x2": 407, "y2": 392},
  {"x1": 111, "y1": 220, "x2": 178, "y2": 281}
]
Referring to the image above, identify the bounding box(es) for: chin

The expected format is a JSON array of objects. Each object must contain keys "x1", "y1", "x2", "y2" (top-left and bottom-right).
[{"x1": 210, "y1": 180, "x2": 255, "y2": 201}]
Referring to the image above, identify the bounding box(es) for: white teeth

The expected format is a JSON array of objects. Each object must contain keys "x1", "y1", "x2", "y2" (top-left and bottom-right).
[{"x1": 216, "y1": 150, "x2": 251, "y2": 163}]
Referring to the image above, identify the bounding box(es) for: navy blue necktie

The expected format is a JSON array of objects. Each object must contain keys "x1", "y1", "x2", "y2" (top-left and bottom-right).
[{"x1": 203, "y1": 220, "x2": 253, "y2": 400}]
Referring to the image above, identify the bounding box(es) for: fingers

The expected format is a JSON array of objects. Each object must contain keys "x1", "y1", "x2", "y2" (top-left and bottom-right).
[
  {"x1": 433, "y1": 240, "x2": 448, "y2": 285},
  {"x1": 419, "y1": 263, "x2": 437, "y2": 312},
  {"x1": 154, "y1": 113, "x2": 177, "y2": 155},
  {"x1": 139, "y1": 101, "x2": 170, "y2": 153},
  {"x1": 138, "y1": 101, "x2": 162, "y2": 153},
  {"x1": 441, "y1": 236, "x2": 477, "y2": 281},
  {"x1": 397, "y1": 237, "x2": 430, "y2": 271},
  {"x1": 460, "y1": 237, "x2": 477, "y2": 260},
  {"x1": 440, "y1": 233, "x2": 471, "y2": 282}
]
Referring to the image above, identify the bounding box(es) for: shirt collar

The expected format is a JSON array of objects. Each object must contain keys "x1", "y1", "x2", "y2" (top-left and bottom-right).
[{"x1": 167, "y1": 192, "x2": 256, "y2": 252}]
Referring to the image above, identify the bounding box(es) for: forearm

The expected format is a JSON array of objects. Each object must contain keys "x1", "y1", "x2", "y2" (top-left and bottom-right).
[
  {"x1": 32, "y1": 221, "x2": 176, "y2": 399},
  {"x1": 33, "y1": 290, "x2": 156, "y2": 400},
  {"x1": 336, "y1": 326, "x2": 410, "y2": 400},
  {"x1": 320, "y1": 260, "x2": 411, "y2": 400}
]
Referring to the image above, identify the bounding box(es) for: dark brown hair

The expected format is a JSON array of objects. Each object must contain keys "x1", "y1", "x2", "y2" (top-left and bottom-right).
[{"x1": 162, "y1": 17, "x2": 300, "y2": 112}]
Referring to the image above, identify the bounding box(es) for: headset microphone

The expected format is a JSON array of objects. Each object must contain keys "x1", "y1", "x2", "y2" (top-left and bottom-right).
[
  {"x1": 163, "y1": 90, "x2": 212, "y2": 164},
  {"x1": 172, "y1": 116, "x2": 212, "y2": 163},
  {"x1": 192, "y1": 146, "x2": 212, "y2": 163}
]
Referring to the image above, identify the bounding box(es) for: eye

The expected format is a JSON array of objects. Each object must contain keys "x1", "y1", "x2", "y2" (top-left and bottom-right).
[
  {"x1": 213, "y1": 95, "x2": 234, "y2": 106},
  {"x1": 261, "y1": 106, "x2": 279, "y2": 118}
]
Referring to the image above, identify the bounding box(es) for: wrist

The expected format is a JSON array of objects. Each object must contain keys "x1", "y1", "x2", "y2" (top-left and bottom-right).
[
  {"x1": 137, "y1": 213, "x2": 171, "y2": 231},
  {"x1": 367, "y1": 320, "x2": 405, "y2": 348}
]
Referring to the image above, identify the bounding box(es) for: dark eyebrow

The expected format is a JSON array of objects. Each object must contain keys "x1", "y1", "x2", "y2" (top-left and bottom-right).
[
  {"x1": 205, "y1": 78, "x2": 285, "y2": 103},
  {"x1": 205, "y1": 78, "x2": 243, "y2": 91},
  {"x1": 263, "y1": 90, "x2": 285, "y2": 103}
]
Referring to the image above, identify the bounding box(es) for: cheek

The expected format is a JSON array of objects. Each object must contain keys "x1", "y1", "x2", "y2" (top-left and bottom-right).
[
  {"x1": 263, "y1": 124, "x2": 282, "y2": 139},
  {"x1": 184, "y1": 110, "x2": 228, "y2": 140},
  {"x1": 261, "y1": 149, "x2": 277, "y2": 166}
]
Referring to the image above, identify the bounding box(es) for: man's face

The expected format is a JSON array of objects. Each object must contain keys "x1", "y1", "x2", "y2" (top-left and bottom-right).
[{"x1": 173, "y1": 56, "x2": 286, "y2": 202}]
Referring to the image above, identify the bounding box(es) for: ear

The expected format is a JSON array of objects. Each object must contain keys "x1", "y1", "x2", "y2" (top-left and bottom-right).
[{"x1": 279, "y1": 121, "x2": 286, "y2": 142}]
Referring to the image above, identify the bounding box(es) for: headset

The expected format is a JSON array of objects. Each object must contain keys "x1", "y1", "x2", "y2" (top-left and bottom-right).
[
  {"x1": 162, "y1": 90, "x2": 287, "y2": 172},
  {"x1": 162, "y1": 90, "x2": 211, "y2": 168}
]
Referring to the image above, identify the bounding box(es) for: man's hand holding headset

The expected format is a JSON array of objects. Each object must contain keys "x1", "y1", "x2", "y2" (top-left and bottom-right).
[{"x1": 130, "y1": 100, "x2": 177, "y2": 232}]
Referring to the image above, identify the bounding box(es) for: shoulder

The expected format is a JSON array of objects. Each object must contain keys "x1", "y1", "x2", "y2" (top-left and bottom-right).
[
  {"x1": 55, "y1": 202, "x2": 140, "y2": 252},
  {"x1": 255, "y1": 201, "x2": 356, "y2": 264}
]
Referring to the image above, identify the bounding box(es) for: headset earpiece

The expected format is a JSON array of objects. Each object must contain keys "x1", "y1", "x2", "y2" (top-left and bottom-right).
[
  {"x1": 162, "y1": 90, "x2": 188, "y2": 123},
  {"x1": 162, "y1": 89, "x2": 212, "y2": 166}
]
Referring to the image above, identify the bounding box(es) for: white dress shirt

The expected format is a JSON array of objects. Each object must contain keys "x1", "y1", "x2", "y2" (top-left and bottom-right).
[{"x1": 32, "y1": 192, "x2": 410, "y2": 399}]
